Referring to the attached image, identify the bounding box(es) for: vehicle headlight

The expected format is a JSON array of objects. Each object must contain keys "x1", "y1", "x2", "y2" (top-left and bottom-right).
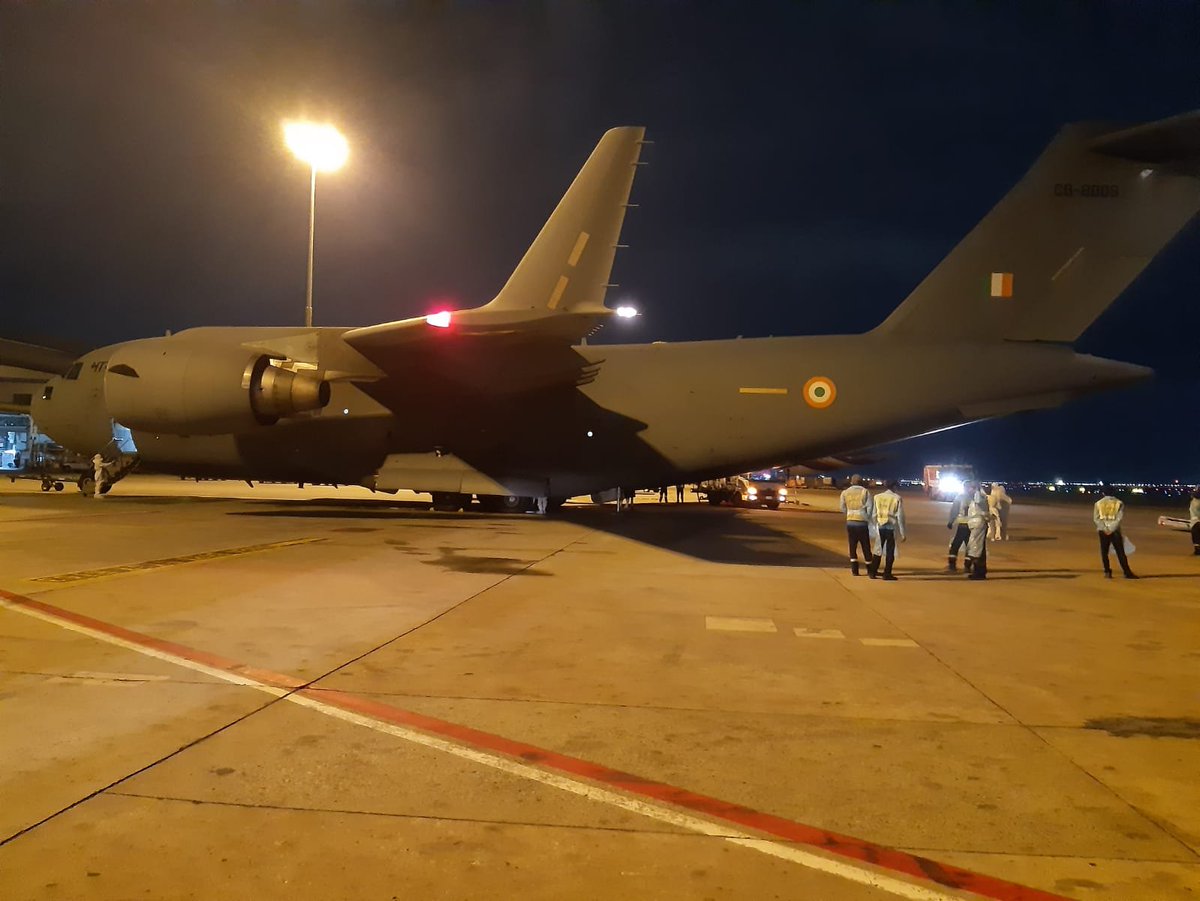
[
  {"x1": 746, "y1": 489, "x2": 757, "y2": 496},
  {"x1": 941, "y1": 476, "x2": 963, "y2": 496},
  {"x1": 778, "y1": 488, "x2": 788, "y2": 496}
]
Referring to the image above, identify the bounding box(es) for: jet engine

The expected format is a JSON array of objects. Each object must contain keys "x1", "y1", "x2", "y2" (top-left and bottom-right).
[{"x1": 104, "y1": 338, "x2": 330, "y2": 435}]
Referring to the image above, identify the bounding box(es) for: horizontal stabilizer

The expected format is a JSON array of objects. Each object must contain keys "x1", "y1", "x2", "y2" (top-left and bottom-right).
[{"x1": 1090, "y1": 110, "x2": 1200, "y2": 175}]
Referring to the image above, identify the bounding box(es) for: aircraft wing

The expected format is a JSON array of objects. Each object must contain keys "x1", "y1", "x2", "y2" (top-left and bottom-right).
[
  {"x1": 341, "y1": 126, "x2": 646, "y2": 395},
  {"x1": 0, "y1": 338, "x2": 78, "y2": 413}
]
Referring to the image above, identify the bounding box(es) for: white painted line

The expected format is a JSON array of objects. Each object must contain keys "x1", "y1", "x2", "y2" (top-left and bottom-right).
[
  {"x1": 705, "y1": 616, "x2": 778, "y2": 633},
  {"x1": 860, "y1": 638, "x2": 920, "y2": 648},
  {"x1": 70, "y1": 671, "x2": 172, "y2": 682},
  {"x1": 0, "y1": 595, "x2": 972, "y2": 901},
  {"x1": 793, "y1": 628, "x2": 845, "y2": 640}
]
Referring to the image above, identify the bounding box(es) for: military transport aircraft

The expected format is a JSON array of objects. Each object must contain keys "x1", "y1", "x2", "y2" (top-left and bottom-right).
[{"x1": 6, "y1": 111, "x2": 1200, "y2": 511}]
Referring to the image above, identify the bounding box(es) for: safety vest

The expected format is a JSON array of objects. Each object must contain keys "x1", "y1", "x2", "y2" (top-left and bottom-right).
[
  {"x1": 842, "y1": 485, "x2": 870, "y2": 522},
  {"x1": 874, "y1": 492, "x2": 900, "y2": 526}
]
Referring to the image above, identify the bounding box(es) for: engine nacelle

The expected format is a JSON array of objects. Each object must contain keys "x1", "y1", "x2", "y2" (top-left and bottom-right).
[{"x1": 104, "y1": 338, "x2": 330, "y2": 435}]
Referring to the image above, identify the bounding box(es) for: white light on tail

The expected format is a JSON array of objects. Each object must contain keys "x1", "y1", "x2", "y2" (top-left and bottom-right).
[
  {"x1": 615, "y1": 305, "x2": 638, "y2": 319},
  {"x1": 426, "y1": 311, "x2": 452, "y2": 328}
]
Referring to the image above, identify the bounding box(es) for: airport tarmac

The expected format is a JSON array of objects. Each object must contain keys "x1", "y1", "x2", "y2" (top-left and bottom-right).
[{"x1": 1, "y1": 475, "x2": 1198, "y2": 901}]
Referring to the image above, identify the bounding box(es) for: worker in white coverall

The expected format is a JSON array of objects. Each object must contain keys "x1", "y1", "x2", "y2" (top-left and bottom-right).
[
  {"x1": 867, "y1": 480, "x2": 906, "y2": 581},
  {"x1": 965, "y1": 484, "x2": 992, "y2": 580},
  {"x1": 839, "y1": 475, "x2": 874, "y2": 576},
  {"x1": 91, "y1": 453, "x2": 106, "y2": 499},
  {"x1": 988, "y1": 483, "x2": 1012, "y2": 541},
  {"x1": 1094, "y1": 489, "x2": 1137, "y2": 579},
  {"x1": 945, "y1": 481, "x2": 976, "y2": 573},
  {"x1": 1188, "y1": 488, "x2": 1200, "y2": 556}
]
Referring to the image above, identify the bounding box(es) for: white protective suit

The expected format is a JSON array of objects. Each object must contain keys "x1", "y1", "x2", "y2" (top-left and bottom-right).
[{"x1": 988, "y1": 484, "x2": 1012, "y2": 540}]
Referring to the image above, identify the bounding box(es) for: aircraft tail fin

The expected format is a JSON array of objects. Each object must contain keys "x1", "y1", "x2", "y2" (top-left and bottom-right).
[
  {"x1": 482, "y1": 126, "x2": 646, "y2": 316},
  {"x1": 875, "y1": 110, "x2": 1200, "y2": 343}
]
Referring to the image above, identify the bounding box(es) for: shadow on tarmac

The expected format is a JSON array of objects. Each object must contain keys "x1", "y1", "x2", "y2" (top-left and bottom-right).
[
  {"x1": 229, "y1": 499, "x2": 843, "y2": 568},
  {"x1": 558, "y1": 504, "x2": 846, "y2": 568}
]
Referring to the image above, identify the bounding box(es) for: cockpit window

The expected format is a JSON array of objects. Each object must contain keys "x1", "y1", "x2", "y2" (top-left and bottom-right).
[
  {"x1": 42, "y1": 385, "x2": 54, "y2": 400},
  {"x1": 109, "y1": 363, "x2": 139, "y2": 378},
  {"x1": 65, "y1": 363, "x2": 82, "y2": 381}
]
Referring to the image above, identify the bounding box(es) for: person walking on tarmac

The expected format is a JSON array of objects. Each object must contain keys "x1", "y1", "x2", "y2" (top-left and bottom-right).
[
  {"x1": 965, "y1": 484, "x2": 992, "y2": 580},
  {"x1": 868, "y1": 480, "x2": 905, "y2": 580},
  {"x1": 90, "y1": 453, "x2": 107, "y2": 499},
  {"x1": 945, "y1": 480, "x2": 976, "y2": 573},
  {"x1": 988, "y1": 482, "x2": 1013, "y2": 541},
  {"x1": 1188, "y1": 488, "x2": 1200, "y2": 556},
  {"x1": 1094, "y1": 487, "x2": 1137, "y2": 579},
  {"x1": 839, "y1": 475, "x2": 874, "y2": 576}
]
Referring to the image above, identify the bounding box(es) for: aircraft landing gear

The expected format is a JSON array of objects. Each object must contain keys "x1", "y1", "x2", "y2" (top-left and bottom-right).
[
  {"x1": 430, "y1": 492, "x2": 472, "y2": 512},
  {"x1": 477, "y1": 494, "x2": 533, "y2": 513},
  {"x1": 41, "y1": 479, "x2": 65, "y2": 492}
]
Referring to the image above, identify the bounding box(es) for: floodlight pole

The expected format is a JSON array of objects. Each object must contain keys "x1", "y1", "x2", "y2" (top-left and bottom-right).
[{"x1": 305, "y1": 164, "x2": 317, "y2": 329}]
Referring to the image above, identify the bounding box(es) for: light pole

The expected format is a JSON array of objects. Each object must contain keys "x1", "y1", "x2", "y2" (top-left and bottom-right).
[{"x1": 283, "y1": 121, "x2": 348, "y2": 328}]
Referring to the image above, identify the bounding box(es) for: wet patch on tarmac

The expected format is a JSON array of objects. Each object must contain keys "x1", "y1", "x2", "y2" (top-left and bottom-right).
[
  {"x1": 1084, "y1": 716, "x2": 1200, "y2": 739},
  {"x1": 422, "y1": 548, "x2": 550, "y2": 576}
]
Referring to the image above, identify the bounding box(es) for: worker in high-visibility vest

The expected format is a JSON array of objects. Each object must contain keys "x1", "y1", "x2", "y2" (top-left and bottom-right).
[
  {"x1": 945, "y1": 481, "x2": 977, "y2": 573},
  {"x1": 839, "y1": 474, "x2": 874, "y2": 576},
  {"x1": 867, "y1": 480, "x2": 906, "y2": 580},
  {"x1": 1093, "y1": 489, "x2": 1137, "y2": 579}
]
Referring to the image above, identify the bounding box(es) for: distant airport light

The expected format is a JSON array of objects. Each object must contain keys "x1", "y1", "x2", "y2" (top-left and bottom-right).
[
  {"x1": 425, "y1": 310, "x2": 453, "y2": 328},
  {"x1": 1140, "y1": 168, "x2": 1154, "y2": 179},
  {"x1": 284, "y1": 121, "x2": 349, "y2": 173},
  {"x1": 615, "y1": 305, "x2": 639, "y2": 319}
]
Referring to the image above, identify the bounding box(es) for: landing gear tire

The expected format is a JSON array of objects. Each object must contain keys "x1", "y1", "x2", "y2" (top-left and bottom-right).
[
  {"x1": 41, "y1": 480, "x2": 51, "y2": 492},
  {"x1": 479, "y1": 494, "x2": 532, "y2": 513},
  {"x1": 430, "y1": 492, "x2": 470, "y2": 512},
  {"x1": 54, "y1": 482, "x2": 64, "y2": 491},
  {"x1": 78, "y1": 474, "x2": 95, "y2": 497}
]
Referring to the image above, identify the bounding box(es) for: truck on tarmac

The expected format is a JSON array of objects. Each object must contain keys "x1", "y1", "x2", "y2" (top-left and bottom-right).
[
  {"x1": 923, "y1": 464, "x2": 975, "y2": 501},
  {"x1": 697, "y1": 473, "x2": 787, "y2": 509}
]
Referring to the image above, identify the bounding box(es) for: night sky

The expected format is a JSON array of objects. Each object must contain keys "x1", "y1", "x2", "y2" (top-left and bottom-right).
[{"x1": 2, "y1": 2, "x2": 1197, "y2": 481}]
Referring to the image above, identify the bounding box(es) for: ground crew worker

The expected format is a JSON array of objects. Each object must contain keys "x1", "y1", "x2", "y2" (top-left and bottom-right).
[
  {"x1": 658, "y1": 486, "x2": 668, "y2": 503},
  {"x1": 1094, "y1": 488, "x2": 1137, "y2": 579},
  {"x1": 965, "y1": 484, "x2": 992, "y2": 580},
  {"x1": 868, "y1": 479, "x2": 905, "y2": 580},
  {"x1": 1189, "y1": 488, "x2": 1200, "y2": 556},
  {"x1": 945, "y1": 480, "x2": 976, "y2": 572},
  {"x1": 988, "y1": 482, "x2": 1012, "y2": 540},
  {"x1": 676, "y1": 484, "x2": 686, "y2": 503},
  {"x1": 91, "y1": 453, "x2": 106, "y2": 499},
  {"x1": 839, "y1": 474, "x2": 874, "y2": 575}
]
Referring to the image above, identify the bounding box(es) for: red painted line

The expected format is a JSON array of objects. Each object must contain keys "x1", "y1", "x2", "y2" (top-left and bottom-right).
[{"x1": 0, "y1": 587, "x2": 1069, "y2": 901}]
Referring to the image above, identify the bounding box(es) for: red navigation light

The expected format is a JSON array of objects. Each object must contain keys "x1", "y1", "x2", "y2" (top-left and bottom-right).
[{"x1": 425, "y1": 310, "x2": 452, "y2": 328}]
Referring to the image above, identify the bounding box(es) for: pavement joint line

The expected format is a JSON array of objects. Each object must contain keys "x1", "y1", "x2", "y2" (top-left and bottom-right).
[
  {"x1": 840, "y1": 588, "x2": 1200, "y2": 863},
  {"x1": 0, "y1": 587, "x2": 1071, "y2": 901},
  {"x1": 104, "y1": 790, "x2": 745, "y2": 837},
  {"x1": 23, "y1": 537, "x2": 327, "y2": 587}
]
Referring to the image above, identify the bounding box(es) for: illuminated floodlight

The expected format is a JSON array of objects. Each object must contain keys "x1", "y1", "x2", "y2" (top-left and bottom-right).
[
  {"x1": 615, "y1": 305, "x2": 639, "y2": 319},
  {"x1": 284, "y1": 121, "x2": 349, "y2": 172},
  {"x1": 425, "y1": 310, "x2": 452, "y2": 328},
  {"x1": 940, "y1": 476, "x2": 964, "y2": 497}
]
